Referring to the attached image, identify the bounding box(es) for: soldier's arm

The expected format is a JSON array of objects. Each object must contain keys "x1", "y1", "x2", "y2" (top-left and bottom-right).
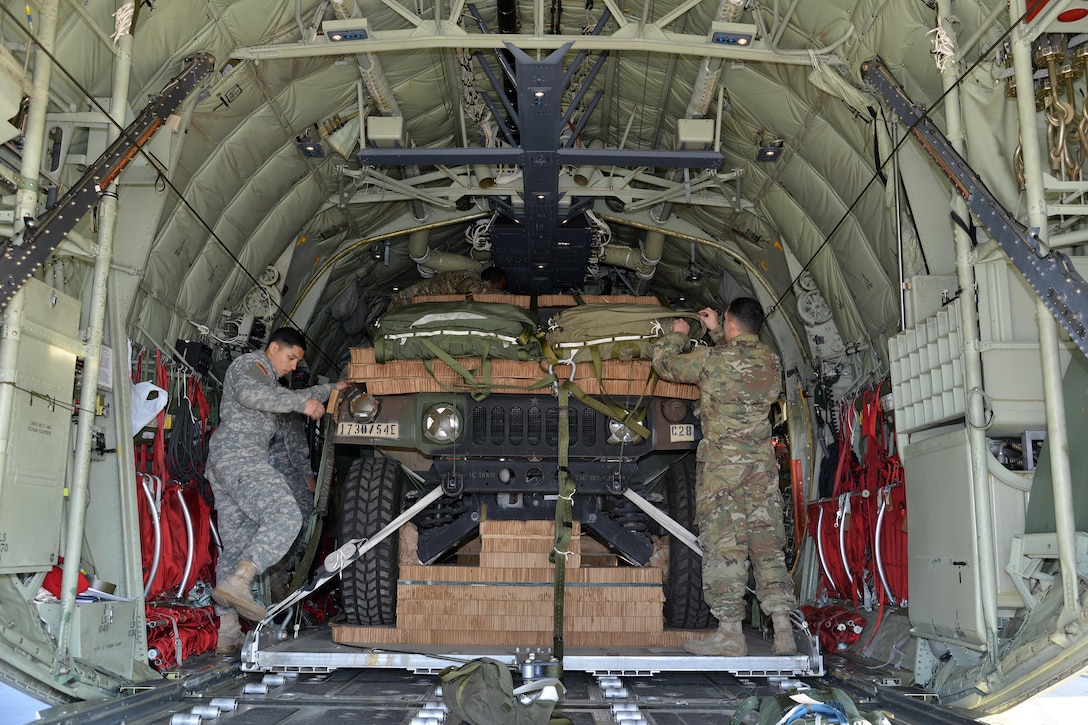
[
  {"x1": 709, "y1": 327, "x2": 725, "y2": 344},
  {"x1": 652, "y1": 332, "x2": 708, "y2": 384},
  {"x1": 234, "y1": 362, "x2": 315, "y2": 414}
]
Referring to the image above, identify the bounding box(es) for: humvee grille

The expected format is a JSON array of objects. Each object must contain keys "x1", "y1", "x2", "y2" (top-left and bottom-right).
[{"x1": 466, "y1": 401, "x2": 608, "y2": 454}]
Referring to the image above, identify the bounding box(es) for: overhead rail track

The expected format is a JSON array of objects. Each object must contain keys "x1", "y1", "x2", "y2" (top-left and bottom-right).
[
  {"x1": 0, "y1": 52, "x2": 215, "y2": 311},
  {"x1": 862, "y1": 56, "x2": 1088, "y2": 358}
]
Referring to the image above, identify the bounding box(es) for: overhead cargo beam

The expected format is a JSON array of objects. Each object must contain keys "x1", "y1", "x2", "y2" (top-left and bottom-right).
[
  {"x1": 862, "y1": 56, "x2": 1088, "y2": 358},
  {"x1": 0, "y1": 52, "x2": 215, "y2": 311},
  {"x1": 231, "y1": 20, "x2": 830, "y2": 66}
]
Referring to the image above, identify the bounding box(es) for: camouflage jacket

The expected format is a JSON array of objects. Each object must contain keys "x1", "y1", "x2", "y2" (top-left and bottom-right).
[
  {"x1": 208, "y1": 349, "x2": 335, "y2": 467},
  {"x1": 389, "y1": 270, "x2": 499, "y2": 307},
  {"x1": 653, "y1": 331, "x2": 782, "y2": 451}
]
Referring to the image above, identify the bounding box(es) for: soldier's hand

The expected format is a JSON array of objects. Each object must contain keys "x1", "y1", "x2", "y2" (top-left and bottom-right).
[
  {"x1": 303, "y1": 398, "x2": 326, "y2": 420},
  {"x1": 699, "y1": 307, "x2": 719, "y2": 331},
  {"x1": 671, "y1": 318, "x2": 691, "y2": 335},
  {"x1": 305, "y1": 476, "x2": 317, "y2": 493},
  {"x1": 335, "y1": 380, "x2": 350, "y2": 392}
]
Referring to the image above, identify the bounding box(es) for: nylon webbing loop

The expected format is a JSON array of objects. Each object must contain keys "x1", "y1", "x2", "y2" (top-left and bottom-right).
[
  {"x1": 288, "y1": 437, "x2": 336, "y2": 594},
  {"x1": 559, "y1": 379, "x2": 650, "y2": 439},
  {"x1": 550, "y1": 384, "x2": 574, "y2": 670},
  {"x1": 420, "y1": 341, "x2": 559, "y2": 400}
]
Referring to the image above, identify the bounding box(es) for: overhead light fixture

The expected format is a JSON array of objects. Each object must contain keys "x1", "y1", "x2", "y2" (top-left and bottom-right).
[
  {"x1": 297, "y1": 134, "x2": 324, "y2": 158},
  {"x1": 709, "y1": 21, "x2": 757, "y2": 46},
  {"x1": 323, "y1": 18, "x2": 369, "y2": 42},
  {"x1": 366, "y1": 116, "x2": 406, "y2": 148},
  {"x1": 755, "y1": 131, "x2": 783, "y2": 162},
  {"x1": 677, "y1": 119, "x2": 714, "y2": 150}
]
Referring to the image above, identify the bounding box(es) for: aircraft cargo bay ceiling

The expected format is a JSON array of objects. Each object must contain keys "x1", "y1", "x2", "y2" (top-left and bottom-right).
[{"x1": 0, "y1": 0, "x2": 1053, "y2": 381}]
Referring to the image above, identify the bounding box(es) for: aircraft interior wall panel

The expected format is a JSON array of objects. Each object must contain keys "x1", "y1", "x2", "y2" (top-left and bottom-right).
[
  {"x1": 37, "y1": 599, "x2": 142, "y2": 680},
  {"x1": 974, "y1": 259, "x2": 1077, "y2": 435},
  {"x1": 894, "y1": 261, "x2": 1083, "y2": 437},
  {"x1": 903, "y1": 427, "x2": 985, "y2": 647},
  {"x1": 0, "y1": 279, "x2": 78, "y2": 574},
  {"x1": 903, "y1": 274, "x2": 957, "y2": 329}
]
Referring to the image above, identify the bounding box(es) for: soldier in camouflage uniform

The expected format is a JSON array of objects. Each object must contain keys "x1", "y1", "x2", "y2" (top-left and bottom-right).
[
  {"x1": 207, "y1": 328, "x2": 348, "y2": 652},
  {"x1": 388, "y1": 267, "x2": 508, "y2": 307},
  {"x1": 653, "y1": 297, "x2": 797, "y2": 657}
]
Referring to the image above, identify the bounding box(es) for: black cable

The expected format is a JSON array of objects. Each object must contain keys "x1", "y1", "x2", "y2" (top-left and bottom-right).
[
  {"x1": 165, "y1": 396, "x2": 205, "y2": 483},
  {"x1": 0, "y1": 5, "x2": 342, "y2": 375},
  {"x1": 764, "y1": 4, "x2": 1036, "y2": 322}
]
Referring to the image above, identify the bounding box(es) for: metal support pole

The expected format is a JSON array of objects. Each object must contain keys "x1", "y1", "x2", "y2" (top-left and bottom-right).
[
  {"x1": 936, "y1": 0, "x2": 1000, "y2": 660},
  {"x1": 57, "y1": 28, "x2": 134, "y2": 659},
  {"x1": 1010, "y1": 0, "x2": 1081, "y2": 625},
  {"x1": 892, "y1": 124, "x2": 906, "y2": 329},
  {"x1": 0, "y1": 0, "x2": 57, "y2": 510}
]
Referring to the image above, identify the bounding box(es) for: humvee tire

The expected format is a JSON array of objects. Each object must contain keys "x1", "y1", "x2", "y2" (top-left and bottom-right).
[
  {"x1": 663, "y1": 457, "x2": 717, "y2": 629},
  {"x1": 340, "y1": 456, "x2": 405, "y2": 625}
]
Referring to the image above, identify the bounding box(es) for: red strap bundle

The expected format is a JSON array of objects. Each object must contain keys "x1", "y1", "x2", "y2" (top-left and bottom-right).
[
  {"x1": 145, "y1": 605, "x2": 218, "y2": 671},
  {"x1": 798, "y1": 603, "x2": 867, "y2": 652},
  {"x1": 873, "y1": 484, "x2": 908, "y2": 606}
]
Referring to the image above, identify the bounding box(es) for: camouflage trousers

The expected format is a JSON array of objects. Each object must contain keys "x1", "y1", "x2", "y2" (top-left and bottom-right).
[
  {"x1": 271, "y1": 458, "x2": 313, "y2": 558},
  {"x1": 695, "y1": 453, "x2": 795, "y2": 622},
  {"x1": 207, "y1": 459, "x2": 302, "y2": 581}
]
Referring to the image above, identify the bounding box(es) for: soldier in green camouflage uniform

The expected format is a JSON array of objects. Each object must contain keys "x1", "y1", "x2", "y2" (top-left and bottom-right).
[
  {"x1": 388, "y1": 267, "x2": 508, "y2": 307},
  {"x1": 207, "y1": 328, "x2": 348, "y2": 652},
  {"x1": 653, "y1": 297, "x2": 797, "y2": 657}
]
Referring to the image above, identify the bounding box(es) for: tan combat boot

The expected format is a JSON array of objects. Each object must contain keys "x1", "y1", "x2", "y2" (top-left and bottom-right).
[
  {"x1": 216, "y1": 610, "x2": 244, "y2": 654},
  {"x1": 212, "y1": 560, "x2": 266, "y2": 621},
  {"x1": 771, "y1": 611, "x2": 798, "y2": 655},
  {"x1": 682, "y1": 621, "x2": 747, "y2": 656}
]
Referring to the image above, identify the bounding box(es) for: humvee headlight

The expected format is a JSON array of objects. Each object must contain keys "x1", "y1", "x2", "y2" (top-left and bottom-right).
[
  {"x1": 607, "y1": 419, "x2": 645, "y2": 445},
  {"x1": 422, "y1": 403, "x2": 462, "y2": 443},
  {"x1": 349, "y1": 392, "x2": 380, "y2": 422},
  {"x1": 661, "y1": 399, "x2": 689, "y2": 423}
]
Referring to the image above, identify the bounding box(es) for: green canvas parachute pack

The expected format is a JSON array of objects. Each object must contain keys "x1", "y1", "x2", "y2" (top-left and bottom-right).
[
  {"x1": 543, "y1": 302, "x2": 704, "y2": 364},
  {"x1": 373, "y1": 301, "x2": 542, "y2": 363},
  {"x1": 439, "y1": 657, "x2": 572, "y2": 725},
  {"x1": 729, "y1": 686, "x2": 892, "y2": 725}
]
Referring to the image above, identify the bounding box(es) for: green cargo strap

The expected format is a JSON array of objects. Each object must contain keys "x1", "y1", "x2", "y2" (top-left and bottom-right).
[
  {"x1": 551, "y1": 382, "x2": 574, "y2": 670},
  {"x1": 421, "y1": 341, "x2": 558, "y2": 401},
  {"x1": 559, "y1": 378, "x2": 650, "y2": 439},
  {"x1": 422, "y1": 338, "x2": 494, "y2": 401},
  {"x1": 541, "y1": 338, "x2": 651, "y2": 439},
  {"x1": 288, "y1": 435, "x2": 335, "y2": 594},
  {"x1": 587, "y1": 344, "x2": 658, "y2": 421}
]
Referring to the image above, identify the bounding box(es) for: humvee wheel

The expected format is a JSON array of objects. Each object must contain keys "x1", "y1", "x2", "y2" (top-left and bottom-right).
[
  {"x1": 340, "y1": 456, "x2": 405, "y2": 625},
  {"x1": 663, "y1": 457, "x2": 717, "y2": 629}
]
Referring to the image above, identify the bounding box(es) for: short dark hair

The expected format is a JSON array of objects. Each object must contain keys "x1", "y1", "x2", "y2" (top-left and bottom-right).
[
  {"x1": 267, "y1": 327, "x2": 307, "y2": 352},
  {"x1": 481, "y1": 266, "x2": 507, "y2": 289},
  {"x1": 726, "y1": 297, "x2": 764, "y2": 334}
]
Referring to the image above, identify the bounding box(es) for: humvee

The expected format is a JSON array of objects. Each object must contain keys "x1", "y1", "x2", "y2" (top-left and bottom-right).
[{"x1": 330, "y1": 294, "x2": 716, "y2": 634}]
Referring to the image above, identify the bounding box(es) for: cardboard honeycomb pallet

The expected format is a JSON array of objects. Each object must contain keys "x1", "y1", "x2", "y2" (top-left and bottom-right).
[
  {"x1": 406, "y1": 293, "x2": 533, "y2": 307},
  {"x1": 348, "y1": 349, "x2": 698, "y2": 399},
  {"x1": 332, "y1": 526, "x2": 706, "y2": 649}
]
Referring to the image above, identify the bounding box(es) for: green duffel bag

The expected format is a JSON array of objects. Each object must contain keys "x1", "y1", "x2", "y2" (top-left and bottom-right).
[
  {"x1": 439, "y1": 657, "x2": 572, "y2": 725},
  {"x1": 374, "y1": 301, "x2": 542, "y2": 362},
  {"x1": 729, "y1": 686, "x2": 891, "y2": 725},
  {"x1": 544, "y1": 303, "x2": 703, "y2": 363}
]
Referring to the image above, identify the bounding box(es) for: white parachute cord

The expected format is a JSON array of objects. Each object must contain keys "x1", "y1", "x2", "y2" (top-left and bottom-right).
[
  {"x1": 112, "y1": 2, "x2": 135, "y2": 43},
  {"x1": 928, "y1": 18, "x2": 957, "y2": 73}
]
